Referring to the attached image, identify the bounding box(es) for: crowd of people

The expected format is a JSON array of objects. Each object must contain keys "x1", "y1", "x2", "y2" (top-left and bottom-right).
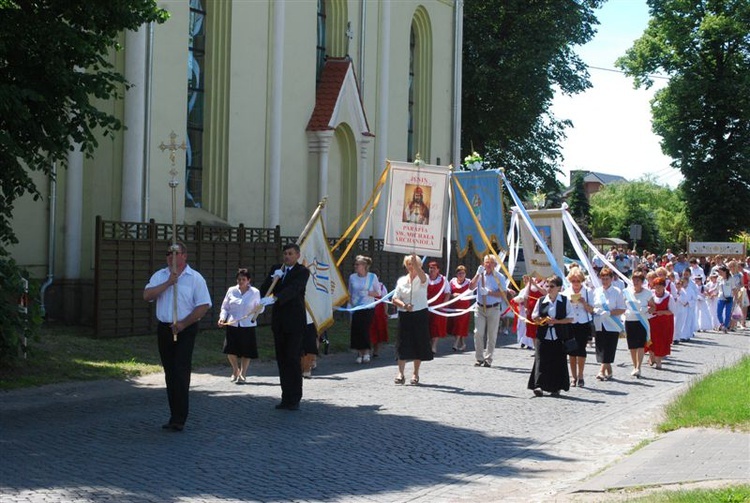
[{"x1": 144, "y1": 241, "x2": 749, "y2": 430}]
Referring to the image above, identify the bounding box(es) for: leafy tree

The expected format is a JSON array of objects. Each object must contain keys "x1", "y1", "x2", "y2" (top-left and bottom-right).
[
  {"x1": 0, "y1": 0, "x2": 168, "y2": 363},
  {"x1": 462, "y1": 0, "x2": 605, "y2": 199},
  {"x1": 0, "y1": 0, "x2": 169, "y2": 252},
  {"x1": 589, "y1": 177, "x2": 690, "y2": 253},
  {"x1": 616, "y1": 0, "x2": 750, "y2": 241},
  {"x1": 567, "y1": 172, "x2": 591, "y2": 233}
]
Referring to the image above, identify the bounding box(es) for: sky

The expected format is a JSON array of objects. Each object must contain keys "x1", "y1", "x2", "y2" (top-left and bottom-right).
[{"x1": 552, "y1": 0, "x2": 684, "y2": 188}]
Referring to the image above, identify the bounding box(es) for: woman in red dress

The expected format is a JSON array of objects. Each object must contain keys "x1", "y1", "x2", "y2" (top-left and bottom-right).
[
  {"x1": 648, "y1": 277, "x2": 675, "y2": 369},
  {"x1": 447, "y1": 265, "x2": 472, "y2": 351},
  {"x1": 427, "y1": 261, "x2": 451, "y2": 354},
  {"x1": 524, "y1": 276, "x2": 546, "y2": 347},
  {"x1": 369, "y1": 282, "x2": 389, "y2": 357}
]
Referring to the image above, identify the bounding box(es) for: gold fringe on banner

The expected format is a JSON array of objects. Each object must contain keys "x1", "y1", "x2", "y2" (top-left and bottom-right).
[{"x1": 331, "y1": 162, "x2": 391, "y2": 254}]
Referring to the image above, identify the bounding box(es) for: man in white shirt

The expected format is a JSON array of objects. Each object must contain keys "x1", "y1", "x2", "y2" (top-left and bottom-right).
[
  {"x1": 469, "y1": 255, "x2": 509, "y2": 368},
  {"x1": 144, "y1": 242, "x2": 212, "y2": 432}
]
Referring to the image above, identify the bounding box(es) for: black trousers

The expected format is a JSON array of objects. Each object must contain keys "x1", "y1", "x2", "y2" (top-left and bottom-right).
[
  {"x1": 273, "y1": 328, "x2": 303, "y2": 406},
  {"x1": 157, "y1": 322, "x2": 198, "y2": 425}
]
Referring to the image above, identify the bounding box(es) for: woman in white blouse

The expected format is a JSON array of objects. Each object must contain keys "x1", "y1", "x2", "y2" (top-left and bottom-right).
[
  {"x1": 623, "y1": 271, "x2": 655, "y2": 378},
  {"x1": 715, "y1": 265, "x2": 735, "y2": 333},
  {"x1": 391, "y1": 254, "x2": 433, "y2": 385},
  {"x1": 592, "y1": 267, "x2": 626, "y2": 381},
  {"x1": 218, "y1": 268, "x2": 261, "y2": 384},
  {"x1": 562, "y1": 267, "x2": 594, "y2": 387}
]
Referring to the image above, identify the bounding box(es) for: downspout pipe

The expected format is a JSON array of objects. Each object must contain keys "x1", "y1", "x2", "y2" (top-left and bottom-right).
[
  {"x1": 40, "y1": 162, "x2": 57, "y2": 317},
  {"x1": 143, "y1": 21, "x2": 155, "y2": 220},
  {"x1": 452, "y1": 0, "x2": 464, "y2": 169}
]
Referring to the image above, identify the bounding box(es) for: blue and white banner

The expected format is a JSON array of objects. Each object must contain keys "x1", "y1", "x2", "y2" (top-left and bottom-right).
[
  {"x1": 450, "y1": 170, "x2": 506, "y2": 258},
  {"x1": 300, "y1": 214, "x2": 349, "y2": 333}
]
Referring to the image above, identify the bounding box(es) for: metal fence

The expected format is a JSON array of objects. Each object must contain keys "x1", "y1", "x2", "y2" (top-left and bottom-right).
[{"x1": 94, "y1": 217, "x2": 487, "y2": 337}]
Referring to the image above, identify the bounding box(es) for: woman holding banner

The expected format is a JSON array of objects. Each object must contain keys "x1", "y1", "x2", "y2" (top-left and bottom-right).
[{"x1": 391, "y1": 254, "x2": 433, "y2": 385}]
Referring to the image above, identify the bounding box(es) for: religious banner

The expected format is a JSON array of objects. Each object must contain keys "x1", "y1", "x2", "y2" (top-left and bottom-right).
[
  {"x1": 451, "y1": 170, "x2": 506, "y2": 258},
  {"x1": 688, "y1": 241, "x2": 746, "y2": 258},
  {"x1": 383, "y1": 161, "x2": 449, "y2": 256},
  {"x1": 518, "y1": 208, "x2": 564, "y2": 279},
  {"x1": 299, "y1": 213, "x2": 349, "y2": 333}
]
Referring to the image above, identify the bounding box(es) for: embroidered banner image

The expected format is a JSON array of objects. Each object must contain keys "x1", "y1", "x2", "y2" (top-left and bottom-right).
[
  {"x1": 451, "y1": 170, "x2": 506, "y2": 258},
  {"x1": 383, "y1": 161, "x2": 449, "y2": 257}
]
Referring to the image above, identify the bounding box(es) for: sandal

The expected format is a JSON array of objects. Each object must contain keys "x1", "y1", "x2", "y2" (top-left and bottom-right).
[
  {"x1": 394, "y1": 375, "x2": 405, "y2": 385},
  {"x1": 596, "y1": 372, "x2": 606, "y2": 381},
  {"x1": 570, "y1": 378, "x2": 577, "y2": 387},
  {"x1": 410, "y1": 376, "x2": 420, "y2": 385}
]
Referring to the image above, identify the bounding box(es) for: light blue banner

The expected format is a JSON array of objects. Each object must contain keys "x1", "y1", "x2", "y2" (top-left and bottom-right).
[{"x1": 451, "y1": 170, "x2": 506, "y2": 259}]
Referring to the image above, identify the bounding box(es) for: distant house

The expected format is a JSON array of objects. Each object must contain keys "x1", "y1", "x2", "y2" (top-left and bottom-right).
[{"x1": 563, "y1": 170, "x2": 628, "y2": 200}]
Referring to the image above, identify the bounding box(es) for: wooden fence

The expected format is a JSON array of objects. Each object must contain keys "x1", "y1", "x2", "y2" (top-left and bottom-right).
[{"x1": 94, "y1": 217, "x2": 486, "y2": 337}]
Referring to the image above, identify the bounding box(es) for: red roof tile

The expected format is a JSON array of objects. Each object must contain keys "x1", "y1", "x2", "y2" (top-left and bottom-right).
[{"x1": 306, "y1": 58, "x2": 373, "y2": 136}]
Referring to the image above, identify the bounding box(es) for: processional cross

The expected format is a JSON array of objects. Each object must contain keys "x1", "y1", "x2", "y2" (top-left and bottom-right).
[{"x1": 158, "y1": 131, "x2": 187, "y2": 341}]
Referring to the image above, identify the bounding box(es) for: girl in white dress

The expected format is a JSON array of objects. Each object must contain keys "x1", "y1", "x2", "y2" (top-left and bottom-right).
[{"x1": 694, "y1": 276, "x2": 713, "y2": 332}]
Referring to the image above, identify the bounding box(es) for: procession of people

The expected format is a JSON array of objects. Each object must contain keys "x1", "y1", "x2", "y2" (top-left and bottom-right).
[{"x1": 145, "y1": 240, "x2": 749, "y2": 430}]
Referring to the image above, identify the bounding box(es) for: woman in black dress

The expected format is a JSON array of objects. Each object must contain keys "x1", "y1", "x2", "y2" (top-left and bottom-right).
[
  {"x1": 528, "y1": 276, "x2": 573, "y2": 397},
  {"x1": 391, "y1": 254, "x2": 433, "y2": 385}
]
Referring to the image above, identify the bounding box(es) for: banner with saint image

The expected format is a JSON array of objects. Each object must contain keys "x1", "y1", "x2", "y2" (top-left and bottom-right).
[
  {"x1": 383, "y1": 161, "x2": 449, "y2": 256},
  {"x1": 518, "y1": 208, "x2": 564, "y2": 279}
]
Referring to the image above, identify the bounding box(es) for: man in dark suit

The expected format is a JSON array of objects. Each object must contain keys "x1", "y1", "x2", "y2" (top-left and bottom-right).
[{"x1": 260, "y1": 243, "x2": 310, "y2": 410}]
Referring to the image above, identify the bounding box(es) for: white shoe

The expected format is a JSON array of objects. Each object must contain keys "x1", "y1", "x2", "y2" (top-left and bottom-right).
[
  {"x1": 363, "y1": 354, "x2": 371, "y2": 363},
  {"x1": 631, "y1": 368, "x2": 638, "y2": 376},
  {"x1": 302, "y1": 370, "x2": 312, "y2": 379},
  {"x1": 355, "y1": 356, "x2": 363, "y2": 364}
]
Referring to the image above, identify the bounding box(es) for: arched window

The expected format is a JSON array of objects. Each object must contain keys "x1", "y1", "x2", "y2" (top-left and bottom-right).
[
  {"x1": 407, "y1": 28, "x2": 415, "y2": 162},
  {"x1": 409, "y1": 7, "x2": 433, "y2": 163},
  {"x1": 325, "y1": 0, "x2": 348, "y2": 58},
  {"x1": 186, "y1": 0, "x2": 206, "y2": 208}
]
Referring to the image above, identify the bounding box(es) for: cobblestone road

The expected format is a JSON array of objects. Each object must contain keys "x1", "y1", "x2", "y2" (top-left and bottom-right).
[{"x1": 1, "y1": 328, "x2": 747, "y2": 503}]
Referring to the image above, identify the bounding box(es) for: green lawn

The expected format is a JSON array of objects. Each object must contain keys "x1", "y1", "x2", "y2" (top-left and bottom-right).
[
  {"x1": 623, "y1": 485, "x2": 750, "y2": 502},
  {"x1": 0, "y1": 317, "x2": 375, "y2": 390},
  {"x1": 659, "y1": 355, "x2": 750, "y2": 432}
]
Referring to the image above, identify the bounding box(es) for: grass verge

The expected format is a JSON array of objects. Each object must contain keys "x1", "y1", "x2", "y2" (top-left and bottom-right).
[
  {"x1": 0, "y1": 317, "x2": 375, "y2": 390},
  {"x1": 659, "y1": 355, "x2": 750, "y2": 432},
  {"x1": 623, "y1": 484, "x2": 750, "y2": 502}
]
